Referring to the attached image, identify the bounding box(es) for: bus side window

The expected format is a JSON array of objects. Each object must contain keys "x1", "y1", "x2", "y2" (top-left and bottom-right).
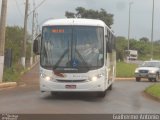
[
  {"x1": 106, "y1": 30, "x2": 112, "y2": 53},
  {"x1": 105, "y1": 31, "x2": 108, "y2": 52},
  {"x1": 112, "y1": 36, "x2": 116, "y2": 50},
  {"x1": 110, "y1": 34, "x2": 115, "y2": 51}
]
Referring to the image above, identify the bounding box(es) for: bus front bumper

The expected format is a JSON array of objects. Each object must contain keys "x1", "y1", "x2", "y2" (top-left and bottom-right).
[{"x1": 40, "y1": 78, "x2": 106, "y2": 92}]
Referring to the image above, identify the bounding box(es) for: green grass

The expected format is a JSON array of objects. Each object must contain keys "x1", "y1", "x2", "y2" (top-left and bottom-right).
[
  {"x1": 3, "y1": 64, "x2": 24, "y2": 82},
  {"x1": 116, "y1": 61, "x2": 138, "y2": 77},
  {"x1": 145, "y1": 84, "x2": 160, "y2": 99}
]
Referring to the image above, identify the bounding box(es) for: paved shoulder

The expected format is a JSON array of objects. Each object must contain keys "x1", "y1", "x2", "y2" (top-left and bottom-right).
[{"x1": 0, "y1": 82, "x2": 17, "y2": 89}]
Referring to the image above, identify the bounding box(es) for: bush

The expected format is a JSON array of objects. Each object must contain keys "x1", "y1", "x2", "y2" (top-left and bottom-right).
[
  {"x1": 3, "y1": 64, "x2": 24, "y2": 82},
  {"x1": 3, "y1": 26, "x2": 31, "y2": 82}
]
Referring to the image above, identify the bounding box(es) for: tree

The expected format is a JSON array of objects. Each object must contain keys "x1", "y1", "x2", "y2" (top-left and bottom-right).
[
  {"x1": 116, "y1": 36, "x2": 160, "y2": 60},
  {"x1": 65, "y1": 11, "x2": 75, "y2": 18},
  {"x1": 139, "y1": 37, "x2": 149, "y2": 43},
  {"x1": 4, "y1": 26, "x2": 32, "y2": 82},
  {"x1": 116, "y1": 36, "x2": 128, "y2": 60},
  {"x1": 65, "y1": 7, "x2": 114, "y2": 28},
  {"x1": 5, "y1": 26, "x2": 31, "y2": 65},
  {"x1": 5, "y1": 26, "x2": 23, "y2": 64}
]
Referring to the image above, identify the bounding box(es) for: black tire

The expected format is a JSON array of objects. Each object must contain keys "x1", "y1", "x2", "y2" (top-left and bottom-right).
[
  {"x1": 51, "y1": 92, "x2": 55, "y2": 96},
  {"x1": 108, "y1": 84, "x2": 112, "y2": 90},
  {"x1": 97, "y1": 90, "x2": 107, "y2": 98},
  {"x1": 154, "y1": 73, "x2": 159, "y2": 82},
  {"x1": 51, "y1": 92, "x2": 60, "y2": 97},
  {"x1": 136, "y1": 77, "x2": 141, "y2": 82},
  {"x1": 148, "y1": 78, "x2": 153, "y2": 82}
]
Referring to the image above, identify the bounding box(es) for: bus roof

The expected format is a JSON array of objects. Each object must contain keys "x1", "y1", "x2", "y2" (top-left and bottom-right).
[{"x1": 42, "y1": 18, "x2": 107, "y2": 27}]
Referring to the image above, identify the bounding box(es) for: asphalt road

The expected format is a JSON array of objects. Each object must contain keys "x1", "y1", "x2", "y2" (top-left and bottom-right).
[{"x1": 0, "y1": 64, "x2": 159, "y2": 114}]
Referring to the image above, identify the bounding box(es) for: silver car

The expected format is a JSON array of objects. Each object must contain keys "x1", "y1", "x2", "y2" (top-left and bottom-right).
[{"x1": 135, "y1": 60, "x2": 160, "y2": 82}]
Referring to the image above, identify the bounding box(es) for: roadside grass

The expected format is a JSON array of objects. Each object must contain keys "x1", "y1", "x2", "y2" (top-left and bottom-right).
[
  {"x1": 145, "y1": 84, "x2": 160, "y2": 99},
  {"x1": 117, "y1": 61, "x2": 160, "y2": 100},
  {"x1": 116, "y1": 61, "x2": 138, "y2": 77},
  {"x1": 3, "y1": 64, "x2": 25, "y2": 82}
]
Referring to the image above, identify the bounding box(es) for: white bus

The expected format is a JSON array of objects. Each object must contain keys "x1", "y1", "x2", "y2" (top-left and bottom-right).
[{"x1": 33, "y1": 18, "x2": 116, "y2": 97}]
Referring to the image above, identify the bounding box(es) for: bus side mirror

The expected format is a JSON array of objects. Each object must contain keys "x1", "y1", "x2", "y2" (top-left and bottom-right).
[{"x1": 33, "y1": 34, "x2": 41, "y2": 55}]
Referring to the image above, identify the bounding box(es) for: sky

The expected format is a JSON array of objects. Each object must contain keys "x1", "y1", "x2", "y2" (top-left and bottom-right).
[{"x1": 1, "y1": 0, "x2": 160, "y2": 40}]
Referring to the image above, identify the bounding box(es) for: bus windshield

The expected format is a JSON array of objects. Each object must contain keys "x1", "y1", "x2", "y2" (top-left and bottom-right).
[{"x1": 40, "y1": 26, "x2": 104, "y2": 71}]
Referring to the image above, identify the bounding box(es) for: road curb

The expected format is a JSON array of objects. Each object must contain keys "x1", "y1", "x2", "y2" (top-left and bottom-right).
[
  {"x1": 0, "y1": 60, "x2": 39, "y2": 89},
  {"x1": 0, "y1": 82, "x2": 17, "y2": 89},
  {"x1": 0, "y1": 77, "x2": 133, "y2": 89},
  {"x1": 143, "y1": 91, "x2": 160, "y2": 102},
  {"x1": 116, "y1": 78, "x2": 135, "y2": 80},
  {"x1": 27, "y1": 60, "x2": 39, "y2": 71}
]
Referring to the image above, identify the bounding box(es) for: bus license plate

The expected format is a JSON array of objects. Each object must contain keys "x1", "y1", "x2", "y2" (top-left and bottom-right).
[{"x1": 65, "y1": 85, "x2": 76, "y2": 89}]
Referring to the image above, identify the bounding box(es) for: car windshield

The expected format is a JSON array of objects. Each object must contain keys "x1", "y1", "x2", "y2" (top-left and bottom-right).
[
  {"x1": 141, "y1": 61, "x2": 160, "y2": 67},
  {"x1": 40, "y1": 26, "x2": 104, "y2": 71}
]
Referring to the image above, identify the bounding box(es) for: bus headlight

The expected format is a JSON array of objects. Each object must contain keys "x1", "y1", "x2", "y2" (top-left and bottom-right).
[
  {"x1": 45, "y1": 76, "x2": 51, "y2": 81},
  {"x1": 91, "y1": 76, "x2": 98, "y2": 81},
  {"x1": 40, "y1": 73, "x2": 52, "y2": 81},
  {"x1": 89, "y1": 74, "x2": 103, "y2": 81}
]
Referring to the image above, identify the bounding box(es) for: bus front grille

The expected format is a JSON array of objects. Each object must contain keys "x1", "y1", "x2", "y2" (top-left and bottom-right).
[{"x1": 55, "y1": 79, "x2": 87, "y2": 83}]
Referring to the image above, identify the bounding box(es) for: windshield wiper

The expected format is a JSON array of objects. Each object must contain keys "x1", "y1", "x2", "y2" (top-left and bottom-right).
[
  {"x1": 75, "y1": 49, "x2": 90, "y2": 70},
  {"x1": 53, "y1": 49, "x2": 69, "y2": 70}
]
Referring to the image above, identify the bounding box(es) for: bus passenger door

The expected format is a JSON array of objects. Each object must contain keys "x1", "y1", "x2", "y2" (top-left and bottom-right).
[
  {"x1": 107, "y1": 53, "x2": 113, "y2": 83},
  {"x1": 105, "y1": 30, "x2": 113, "y2": 87}
]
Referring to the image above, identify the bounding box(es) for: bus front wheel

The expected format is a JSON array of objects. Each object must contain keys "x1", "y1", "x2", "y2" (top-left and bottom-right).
[
  {"x1": 97, "y1": 90, "x2": 107, "y2": 98},
  {"x1": 108, "y1": 84, "x2": 112, "y2": 90},
  {"x1": 51, "y1": 92, "x2": 60, "y2": 96}
]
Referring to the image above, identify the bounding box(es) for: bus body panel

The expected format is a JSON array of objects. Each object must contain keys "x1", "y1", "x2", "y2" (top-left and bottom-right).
[{"x1": 43, "y1": 18, "x2": 107, "y2": 28}]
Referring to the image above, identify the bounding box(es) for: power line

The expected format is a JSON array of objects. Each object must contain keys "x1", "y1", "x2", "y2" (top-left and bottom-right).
[
  {"x1": 35, "y1": 0, "x2": 46, "y2": 9},
  {"x1": 28, "y1": 0, "x2": 47, "y2": 16},
  {"x1": 14, "y1": 0, "x2": 23, "y2": 17},
  {"x1": 27, "y1": 0, "x2": 46, "y2": 32}
]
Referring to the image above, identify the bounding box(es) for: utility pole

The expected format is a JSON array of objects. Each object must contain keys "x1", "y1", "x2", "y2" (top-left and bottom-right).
[
  {"x1": 151, "y1": 0, "x2": 154, "y2": 60},
  {"x1": 0, "y1": 0, "x2": 8, "y2": 82},
  {"x1": 127, "y1": 2, "x2": 133, "y2": 51},
  {"x1": 22, "y1": 0, "x2": 29, "y2": 68},
  {"x1": 30, "y1": 1, "x2": 36, "y2": 66},
  {"x1": 29, "y1": 0, "x2": 46, "y2": 65},
  {"x1": 35, "y1": 13, "x2": 40, "y2": 36}
]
